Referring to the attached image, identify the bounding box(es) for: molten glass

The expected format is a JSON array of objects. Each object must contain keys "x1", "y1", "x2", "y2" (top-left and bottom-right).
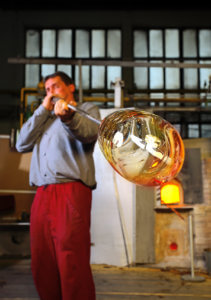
[{"x1": 98, "y1": 109, "x2": 185, "y2": 186}]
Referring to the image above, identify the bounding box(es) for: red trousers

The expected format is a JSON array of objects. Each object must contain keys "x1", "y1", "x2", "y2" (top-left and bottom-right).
[{"x1": 30, "y1": 182, "x2": 96, "y2": 300}]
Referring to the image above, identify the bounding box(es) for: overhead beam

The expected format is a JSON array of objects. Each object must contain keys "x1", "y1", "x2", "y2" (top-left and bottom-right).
[{"x1": 7, "y1": 57, "x2": 211, "y2": 69}]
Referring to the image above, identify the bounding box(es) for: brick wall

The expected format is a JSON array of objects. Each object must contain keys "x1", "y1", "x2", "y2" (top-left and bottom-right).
[{"x1": 183, "y1": 139, "x2": 211, "y2": 270}]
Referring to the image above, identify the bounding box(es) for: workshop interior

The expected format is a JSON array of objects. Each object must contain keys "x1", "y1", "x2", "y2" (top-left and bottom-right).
[{"x1": 0, "y1": 2, "x2": 211, "y2": 277}]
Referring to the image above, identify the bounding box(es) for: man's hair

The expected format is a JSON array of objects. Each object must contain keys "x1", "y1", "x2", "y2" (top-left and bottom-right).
[{"x1": 44, "y1": 71, "x2": 74, "y2": 86}]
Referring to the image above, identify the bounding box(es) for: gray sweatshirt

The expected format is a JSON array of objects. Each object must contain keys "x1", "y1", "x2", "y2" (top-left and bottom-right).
[{"x1": 16, "y1": 102, "x2": 101, "y2": 189}]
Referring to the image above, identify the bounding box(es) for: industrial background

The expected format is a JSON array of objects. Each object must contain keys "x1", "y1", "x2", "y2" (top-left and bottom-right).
[{"x1": 0, "y1": 1, "x2": 211, "y2": 277}]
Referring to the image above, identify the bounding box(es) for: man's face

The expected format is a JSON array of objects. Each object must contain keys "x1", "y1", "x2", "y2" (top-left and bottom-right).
[{"x1": 45, "y1": 76, "x2": 74, "y2": 101}]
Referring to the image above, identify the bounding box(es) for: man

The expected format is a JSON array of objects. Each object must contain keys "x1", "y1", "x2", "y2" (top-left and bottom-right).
[{"x1": 16, "y1": 71, "x2": 100, "y2": 300}]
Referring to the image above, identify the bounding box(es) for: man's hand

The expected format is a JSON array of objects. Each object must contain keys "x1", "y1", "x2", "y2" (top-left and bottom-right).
[
  {"x1": 42, "y1": 95, "x2": 55, "y2": 111},
  {"x1": 54, "y1": 99, "x2": 75, "y2": 121}
]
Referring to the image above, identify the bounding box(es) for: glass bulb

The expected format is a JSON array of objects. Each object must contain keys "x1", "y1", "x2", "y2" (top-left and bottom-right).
[{"x1": 98, "y1": 109, "x2": 185, "y2": 186}]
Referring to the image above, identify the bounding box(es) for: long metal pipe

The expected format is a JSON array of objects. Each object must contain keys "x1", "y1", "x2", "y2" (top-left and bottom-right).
[
  {"x1": 67, "y1": 103, "x2": 101, "y2": 125},
  {"x1": 188, "y1": 214, "x2": 195, "y2": 278}
]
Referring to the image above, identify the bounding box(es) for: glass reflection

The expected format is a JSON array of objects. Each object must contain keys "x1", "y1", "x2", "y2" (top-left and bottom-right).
[{"x1": 98, "y1": 109, "x2": 185, "y2": 186}]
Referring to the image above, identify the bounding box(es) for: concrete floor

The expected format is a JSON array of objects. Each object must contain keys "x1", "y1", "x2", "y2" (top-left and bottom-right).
[{"x1": 0, "y1": 259, "x2": 211, "y2": 299}]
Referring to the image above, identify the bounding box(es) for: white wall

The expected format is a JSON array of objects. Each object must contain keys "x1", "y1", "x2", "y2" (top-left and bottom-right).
[{"x1": 91, "y1": 109, "x2": 136, "y2": 266}]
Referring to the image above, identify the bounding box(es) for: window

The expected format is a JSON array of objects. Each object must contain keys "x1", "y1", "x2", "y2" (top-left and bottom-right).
[
  {"x1": 133, "y1": 28, "x2": 211, "y2": 138},
  {"x1": 133, "y1": 28, "x2": 211, "y2": 93},
  {"x1": 25, "y1": 28, "x2": 122, "y2": 91}
]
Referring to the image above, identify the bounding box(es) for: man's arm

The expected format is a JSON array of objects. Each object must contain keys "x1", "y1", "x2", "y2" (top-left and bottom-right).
[{"x1": 16, "y1": 105, "x2": 52, "y2": 153}]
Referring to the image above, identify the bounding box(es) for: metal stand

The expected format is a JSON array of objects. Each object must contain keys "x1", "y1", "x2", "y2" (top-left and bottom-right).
[
  {"x1": 111, "y1": 78, "x2": 124, "y2": 108},
  {"x1": 181, "y1": 214, "x2": 205, "y2": 282}
]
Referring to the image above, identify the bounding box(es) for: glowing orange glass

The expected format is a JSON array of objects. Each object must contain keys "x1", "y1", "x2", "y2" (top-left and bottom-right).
[{"x1": 160, "y1": 182, "x2": 181, "y2": 204}]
